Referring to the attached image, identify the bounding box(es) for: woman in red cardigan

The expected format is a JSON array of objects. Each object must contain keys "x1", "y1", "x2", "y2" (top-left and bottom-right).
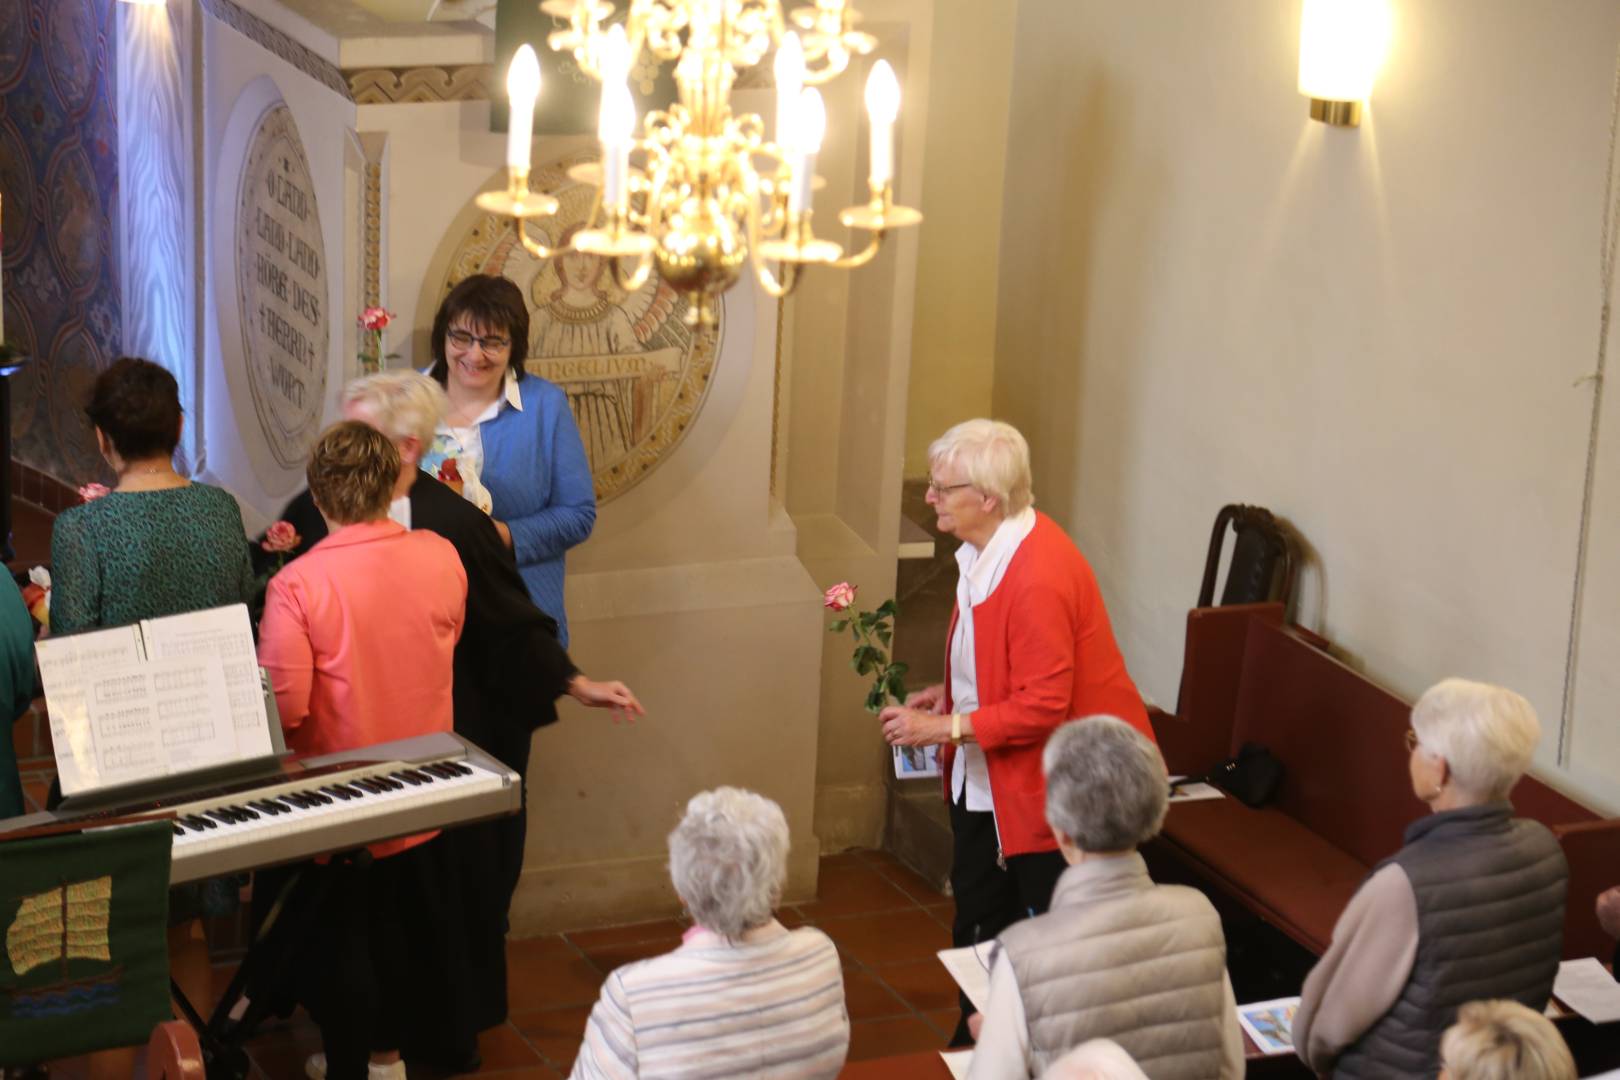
[{"x1": 877, "y1": 419, "x2": 1153, "y2": 1046}]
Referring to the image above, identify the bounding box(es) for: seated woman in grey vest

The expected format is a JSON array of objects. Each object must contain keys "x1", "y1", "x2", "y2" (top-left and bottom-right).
[
  {"x1": 968, "y1": 717, "x2": 1244, "y2": 1080},
  {"x1": 1293, "y1": 679, "x2": 1569, "y2": 1079}
]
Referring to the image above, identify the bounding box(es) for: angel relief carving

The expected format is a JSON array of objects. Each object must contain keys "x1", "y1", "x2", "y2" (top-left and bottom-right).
[{"x1": 442, "y1": 157, "x2": 720, "y2": 503}]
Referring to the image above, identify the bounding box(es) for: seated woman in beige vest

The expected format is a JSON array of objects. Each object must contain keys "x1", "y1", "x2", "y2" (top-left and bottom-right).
[
  {"x1": 1293, "y1": 680, "x2": 1568, "y2": 1078},
  {"x1": 968, "y1": 717, "x2": 1243, "y2": 1080}
]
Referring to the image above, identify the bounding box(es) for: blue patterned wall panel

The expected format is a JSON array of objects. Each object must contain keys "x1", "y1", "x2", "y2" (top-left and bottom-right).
[{"x1": 0, "y1": 0, "x2": 122, "y2": 488}]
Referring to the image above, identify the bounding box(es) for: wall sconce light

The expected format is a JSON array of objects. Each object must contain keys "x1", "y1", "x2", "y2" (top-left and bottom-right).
[{"x1": 1298, "y1": 0, "x2": 1392, "y2": 127}]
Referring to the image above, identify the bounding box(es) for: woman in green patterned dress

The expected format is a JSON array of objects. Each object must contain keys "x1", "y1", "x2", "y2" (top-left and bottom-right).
[
  {"x1": 46, "y1": 357, "x2": 256, "y2": 1030},
  {"x1": 50, "y1": 358, "x2": 254, "y2": 633}
]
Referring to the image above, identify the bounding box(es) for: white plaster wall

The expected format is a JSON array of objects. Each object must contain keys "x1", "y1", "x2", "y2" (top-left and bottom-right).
[
  {"x1": 992, "y1": 0, "x2": 1620, "y2": 812},
  {"x1": 199, "y1": 12, "x2": 358, "y2": 524}
]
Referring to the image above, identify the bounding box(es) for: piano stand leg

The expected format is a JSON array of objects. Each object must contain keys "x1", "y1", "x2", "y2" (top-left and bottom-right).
[{"x1": 174, "y1": 864, "x2": 340, "y2": 1080}]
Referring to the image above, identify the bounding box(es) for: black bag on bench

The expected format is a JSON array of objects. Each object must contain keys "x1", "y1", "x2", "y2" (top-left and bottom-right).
[{"x1": 1202, "y1": 742, "x2": 1284, "y2": 808}]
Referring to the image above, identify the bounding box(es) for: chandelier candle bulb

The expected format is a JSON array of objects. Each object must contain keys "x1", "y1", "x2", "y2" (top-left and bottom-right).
[
  {"x1": 775, "y1": 33, "x2": 805, "y2": 149},
  {"x1": 788, "y1": 88, "x2": 825, "y2": 215},
  {"x1": 506, "y1": 44, "x2": 542, "y2": 169},
  {"x1": 864, "y1": 60, "x2": 899, "y2": 186},
  {"x1": 600, "y1": 84, "x2": 636, "y2": 210}
]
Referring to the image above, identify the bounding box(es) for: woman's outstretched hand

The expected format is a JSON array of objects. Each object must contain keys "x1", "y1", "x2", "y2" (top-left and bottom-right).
[{"x1": 568, "y1": 676, "x2": 646, "y2": 723}]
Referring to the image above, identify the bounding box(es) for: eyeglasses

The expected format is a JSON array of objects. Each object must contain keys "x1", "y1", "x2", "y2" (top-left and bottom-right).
[
  {"x1": 446, "y1": 328, "x2": 512, "y2": 353},
  {"x1": 1404, "y1": 729, "x2": 1421, "y2": 752},
  {"x1": 927, "y1": 479, "x2": 975, "y2": 497}
]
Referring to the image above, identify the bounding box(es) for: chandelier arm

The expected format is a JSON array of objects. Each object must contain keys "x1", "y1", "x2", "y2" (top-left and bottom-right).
[
  {"x1": 513, "y1": 217, "x2": 561, "y2": 262},
  {"x1": 749, "y1": 250, "x2": 802, "y2": 299},
  {"x1": 827, "y1": 230, "x2": 884, "y2": 270},
  {"x1": 611, "y1": 250, "x2": 656, "y2": 293}
]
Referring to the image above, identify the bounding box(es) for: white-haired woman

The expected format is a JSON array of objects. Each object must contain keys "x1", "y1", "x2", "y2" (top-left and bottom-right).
[
  {"x1": 572, "y1": 788, "x2": 849, "y2": 1079},
  {"x1": 876, "y1": 419, "x2": 1152, "y2": 1043},
  {"x1": 1294, "y1": 679, "x2": 1569, "y2": 1078},
  {"x1": 969, "y1": 717, "x2": 1243, "y2": 1079},
  {"x1": 1438, "y1": 1000, "x2": 1575, "y2": 1080}
]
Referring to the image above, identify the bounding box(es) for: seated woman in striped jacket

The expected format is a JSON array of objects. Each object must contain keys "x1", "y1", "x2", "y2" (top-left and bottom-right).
[{"x1": 571, "y1": 787, "x2": 850, "y2": 1079}]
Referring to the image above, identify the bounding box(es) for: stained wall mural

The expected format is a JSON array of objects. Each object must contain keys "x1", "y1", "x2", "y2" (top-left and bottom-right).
[
  {"x1": 0, "y1": 0, "x2": 123, "y2": 488},
  {"x1": 431, "y1": 154, "x2": 721, "y2": 504}
]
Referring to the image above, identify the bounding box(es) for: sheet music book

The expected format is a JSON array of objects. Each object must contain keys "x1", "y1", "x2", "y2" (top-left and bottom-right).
[{"x1": 37, "y1": 604, "x2": 274, "y2": 797}]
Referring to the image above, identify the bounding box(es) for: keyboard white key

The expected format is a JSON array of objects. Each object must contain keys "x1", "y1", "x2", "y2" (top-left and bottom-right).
[{"x1": 164, "y1": 756, "x2": 514, "y2": 881}]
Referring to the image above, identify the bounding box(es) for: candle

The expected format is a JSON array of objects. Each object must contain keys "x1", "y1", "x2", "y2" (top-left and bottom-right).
[
  {"x1": 774, "y1": 33, "x2": 804, "y2": 151},
  {"x1": 600, "y1": 84, "x2": 636, "y2": 210},
  {"x1": 789, "y1": 89, "x2": 825, "y2": 215},
  {"x1": 597, "y1": 26, "x2": 636, "y2": 210},
  {"x1": 506, "y1": 44, "x2": 541, "y2": 170},
  {"x1": 864, "y1": 60, "x2": 899, "y2": 187}
]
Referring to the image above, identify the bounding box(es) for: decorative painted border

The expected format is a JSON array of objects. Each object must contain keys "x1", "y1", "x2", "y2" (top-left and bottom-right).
[
  {"x1": 363, "y1": 159, "x2": 381, "y2": 309},
  {"x1": 346, "y1": 65, "x2": 495, "y2": 105},
  {"x1": 197, "y1": 0, "x2": 352, "y2": 101}
]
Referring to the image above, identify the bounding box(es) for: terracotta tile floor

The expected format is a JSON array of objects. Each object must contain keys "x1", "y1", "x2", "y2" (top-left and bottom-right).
[{"x1": 40, "y1": 850, "x2": 959, "y2": 1078}]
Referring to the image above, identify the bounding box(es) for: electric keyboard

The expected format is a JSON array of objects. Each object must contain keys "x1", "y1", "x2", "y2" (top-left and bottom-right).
[{"x1": 0, "y1": 732, "x2": 520, "y2": 884}]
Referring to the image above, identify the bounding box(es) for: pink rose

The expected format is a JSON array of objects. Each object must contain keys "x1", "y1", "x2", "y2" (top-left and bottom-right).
[
  {"x1": 78, "y1": 483, "x2": 111, "y2": 502},
  {"x1": 823, "y1": 581, "x2": 858, "y2": 611},
  {"x1": 358, "y1": 307, "x2": 394, "y2": 332},
  {"x1": 261, "y1": 520, "x2": 302, "y2": 554}
]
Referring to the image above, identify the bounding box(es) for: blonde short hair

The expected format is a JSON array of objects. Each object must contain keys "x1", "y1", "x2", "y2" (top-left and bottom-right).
[
  {"x1": 307, "y1": 421, "x2": 400, "y2": 526},
  {"x1": 1411, "y1": 679, "x2": 1540, "y2": 801},
  {"x1": 341, "y1": 371, "x2": 448, "y2": 449},
  {"x1": 927, "y1": 419, "x2": 1034, "y2": 515},
  {"x1": 1439, "y1": 1000, "x2": 1574, "y2": 1080}
]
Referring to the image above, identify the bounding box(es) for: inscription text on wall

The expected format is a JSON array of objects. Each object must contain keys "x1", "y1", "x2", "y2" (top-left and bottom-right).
[{"x1": 234, "y1": 103, "x2": 328, "y2": 468}]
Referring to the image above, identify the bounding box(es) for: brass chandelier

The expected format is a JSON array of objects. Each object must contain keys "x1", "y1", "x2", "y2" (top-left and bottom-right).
[{"x1": 475, "y1": 0, "x2": 922, "y2": 325}]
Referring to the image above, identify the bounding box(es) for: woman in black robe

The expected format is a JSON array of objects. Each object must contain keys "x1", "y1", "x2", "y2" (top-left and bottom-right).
[{"x1": 251, "y1": 372, "x2": 641, "y2": 1060}]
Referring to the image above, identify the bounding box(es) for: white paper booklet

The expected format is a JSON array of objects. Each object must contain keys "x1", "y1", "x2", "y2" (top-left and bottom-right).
[
  {"x1": 937, "y1": 944, "x2": 993, "y2": 1014},
  {"x1": 1553, "y1": 957, "x2": 1620, "y2": 1024},
  {"x1": 1236, "y1": 996, "x2": 1301, "y2": 1056},
  {"x1": 894, "y1": 744, "x2": 942, "y2": 779},
  {"x1": 37, "y1": 604, "x2": 273, "y2": 796},
  {"x1": 1168, "y1": 775, "x2": 1225, "y2": 803},
  {"x1": 938, "y1": 1049, "x2": 973, "y2": 1079}
]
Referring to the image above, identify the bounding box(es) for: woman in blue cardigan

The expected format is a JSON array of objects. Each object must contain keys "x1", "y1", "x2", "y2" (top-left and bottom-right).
[{"x1": 426, "y1": 274, "x2": 596, "y2": 645}]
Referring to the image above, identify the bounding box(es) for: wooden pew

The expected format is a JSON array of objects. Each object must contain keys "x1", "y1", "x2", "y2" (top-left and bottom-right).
[{"x1": 1151, "y1": 613, "x2": 1620, "y2": 962}]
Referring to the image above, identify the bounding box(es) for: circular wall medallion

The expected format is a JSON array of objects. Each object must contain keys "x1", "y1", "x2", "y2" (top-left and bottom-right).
[
  {"x1": 435, "y1": 153, "x2": 720, "y2": 504},
  {"x1": 233, "y1": 103, "x2": 328, "y2": 470}
]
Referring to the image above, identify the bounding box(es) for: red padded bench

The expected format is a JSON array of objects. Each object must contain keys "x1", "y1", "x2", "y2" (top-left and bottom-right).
[{"x1": 1150, "y1": 610, "x2": 1620, "y2": 961}]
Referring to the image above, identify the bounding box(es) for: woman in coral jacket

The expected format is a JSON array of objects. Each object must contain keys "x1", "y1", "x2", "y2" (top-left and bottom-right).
[{"x1": 876, "y1": 419, "x2": 1152, "y2": 1047}]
